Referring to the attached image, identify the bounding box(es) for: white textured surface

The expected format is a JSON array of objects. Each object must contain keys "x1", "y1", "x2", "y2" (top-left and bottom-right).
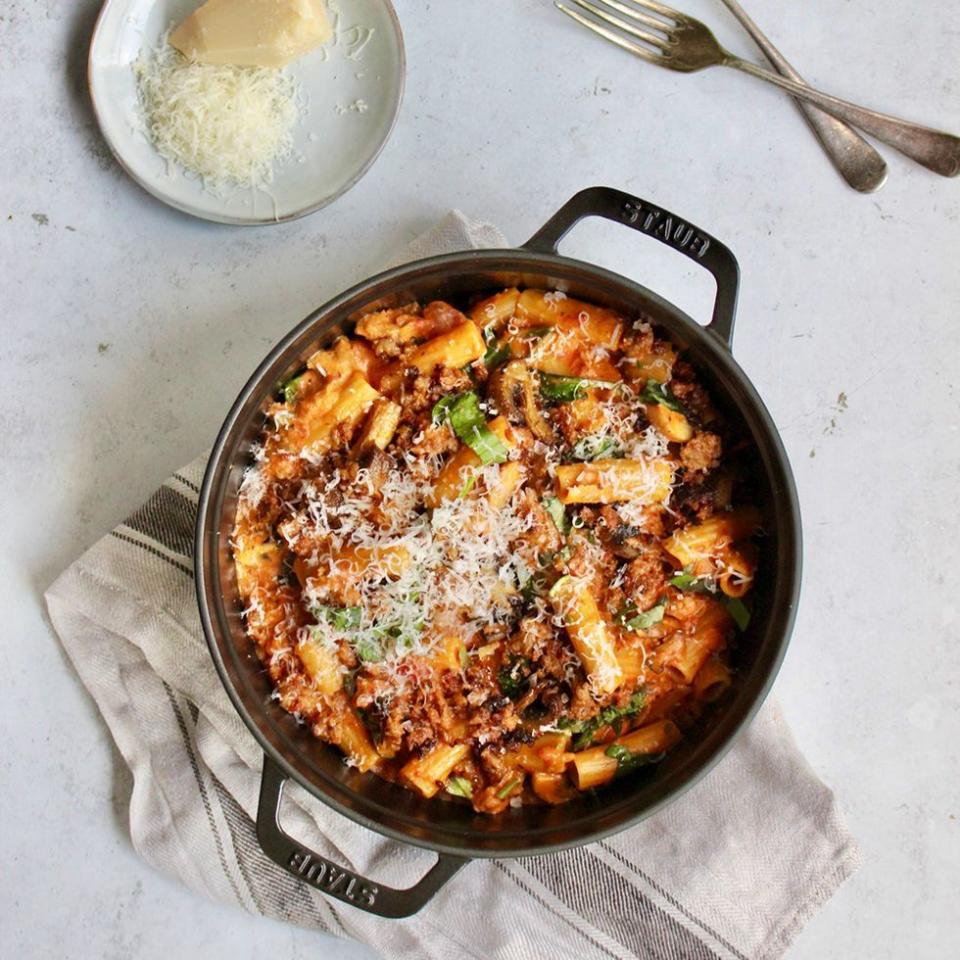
[{"x1": 1, "y1": 0, "x2": 958, "y2": 957}]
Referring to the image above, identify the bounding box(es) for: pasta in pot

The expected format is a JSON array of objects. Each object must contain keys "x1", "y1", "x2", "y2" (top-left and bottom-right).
[{"x1": 232, "y1": 288, "x2": 761, "y2": 813}]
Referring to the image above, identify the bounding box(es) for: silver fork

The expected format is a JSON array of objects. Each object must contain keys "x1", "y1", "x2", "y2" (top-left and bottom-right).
[
  {"x1": 718, "y1": 0, "x2": 887, "y2": 193},
  {"x1": 555, "y1": 0, "x2": 960, "y2": 177}
]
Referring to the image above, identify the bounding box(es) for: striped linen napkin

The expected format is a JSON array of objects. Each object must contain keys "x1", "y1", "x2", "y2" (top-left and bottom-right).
[{"x1": 45, "y1": 212, "x2": 859, "y2": 960}]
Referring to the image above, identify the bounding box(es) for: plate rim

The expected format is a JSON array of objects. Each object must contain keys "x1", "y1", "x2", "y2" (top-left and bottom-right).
[{"x1": 87, "y1": 0, "x2": 406, "y2": 227}]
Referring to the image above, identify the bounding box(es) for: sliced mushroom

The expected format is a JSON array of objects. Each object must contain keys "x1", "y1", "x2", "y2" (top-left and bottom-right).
[
  {"x1": 520, "y1": 372, "x2": 556, "y2": 442},
  {"x1": 488, "y1": 361, "x2": 555, "y2": 441},
  {"x1": 488, "y1": 360, "x2": 525, "y2": 422}
]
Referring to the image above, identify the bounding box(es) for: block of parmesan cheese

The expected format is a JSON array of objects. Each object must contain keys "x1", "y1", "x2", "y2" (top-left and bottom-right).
[{"x1": 170, "y1": 0, "x2": 333, "y2": 68}]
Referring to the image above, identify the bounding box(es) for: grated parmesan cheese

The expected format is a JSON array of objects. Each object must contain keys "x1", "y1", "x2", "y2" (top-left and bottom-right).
[{"x1": 134, "y1": 37, "x2": 302, "y2": 192}]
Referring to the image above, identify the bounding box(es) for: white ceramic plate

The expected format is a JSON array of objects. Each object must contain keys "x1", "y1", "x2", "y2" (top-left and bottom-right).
[{"x1": 88, "y1": 0, "x2": 405, "y2": 225}]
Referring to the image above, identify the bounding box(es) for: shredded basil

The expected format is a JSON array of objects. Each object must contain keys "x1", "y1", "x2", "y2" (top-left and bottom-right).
[
  {"x1": 668, "y1": 570, "x2": 717, "y2": 594},
  {"x1": 354, "y1": 638, "x2": 384, "y2": 663},
  {"x1": 560, "y1": 689, "x2": 647, "y2": 750},
  {"x1": 669, "y1": 569, "x2": 751, "y2": 630},
  {"x1": 483, "y1": 341, "x2": 511, "y2": 370},
  {"x1": 370, "y1": 615, "x2": 424, "y2": 654},
  {"x1": 521, "y1": 570, "x2": 548, "y2": 602},
  {"x1": 640, "y1": 378, "x2": 688, "y2": 415},
  {"x1": 498, "y1": 655, "x2": 533, "y2": 698},
  {"x1": 520, "y1": 325, "x2": 553, "y2": 339},
  {"x1": 432, "y1": 393, "x2": 460, "y2": 424},
  {"x1": 547, "y1": 544, "x2": 573, "y2": 566},
  {"x1": 311, "y1": 605, "x2": 362, "y2": 631},
  {"x1": 617, "y1": 597, "x2": 667, "y2": 632},
  {"x1": 496, "y1": 777, "x2": 522, "y2": 800},
  {"x1": 458, "y1": 472, "x2": 478, "y2": 499},
  {"x1": 538, "y1": 373, "x2": 617, "y2": 403},
  {"x1": 281, "y1": 373, "x2": 305, "y2": 405},
  {"x1": 434, "y1": 391, "x2": 509, "y2": 465},
  {"x1": 445, "y1": 776, "x2": 473, "y2": 799},
  {"x1": 604, "y1": 742, "x2": 667, "y2": 774},
  {"x1": 542, "y1": 496, "x2": 569, "y2": 534},
  {"x1": 724, "y1": 597, "x2": 751, "y2": 631},
  {"x1": 604, "y1": 743, "x2": 633, "y2": 765},
  {"x1": 570, "y1": 434, "x2": 619, "y2": 461}
]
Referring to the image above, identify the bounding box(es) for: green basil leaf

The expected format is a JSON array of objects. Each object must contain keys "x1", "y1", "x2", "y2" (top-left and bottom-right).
[
  {"x1": 281, "y1": 373, "x2": 305, "y2": 405},
  {"x1": 498, "y1": 655, "x2": 532, "y2": 698},
  {"x1": 604, "y1": 743, "x2": 633, "y2": 765},
  {"x1": 483, "y1": 341, "x2": 511, "y2": 371},
  {"x1": 495, "y1": 777, "x2": 522, "y2": 800},
  {"x1": 724, "y1": 597, "x2": 751, "y2": 631},
  {"x1": 311, "y1": 605, "x2": 362, "y2": 631},
  {"x1": 604, "y1": 745, "x2": 667, "y2": 775},
  {"x1": 668, "y1": 571, "x2": 717, "y2": 594},
  {"x1": 568, "y1": 689, "x2": 647, "y2": 750},
  {"x1": 640, "y1": 378, "x2": 688, "y2": 415},
  {"x1": 571, "y1": 435, "x2": 619, "y2": 461},
  {"x1": 354, "y1": 638, "x2": 384, "y2": 663},
  {"x1": 619, "y1": 598, "x2": 667, "y2": 632},
  {"x1": 445, "y1": 392, "x2": 509, "y2": 464},
  {"x1": 445, "y1": 776, "x2": 473, "y2": 799},
  {"x1": 458, "y1": 472, "x2": 478, "y2": 499},
  {"x1": 542, "y1": 496, "x2": 569, "y2": 534},
  {"x1": 539, "y1": 374, "x2": 617, "y2": 403},
  {"x1": 432, "y1": 393, "x2": 462, "y2": 425},
  {"x1": 520, "y1": 325, "x2": 553, "y2": 340},
  {"x1": 334, "y1": 607, "x2": 361, "y2": 630}
]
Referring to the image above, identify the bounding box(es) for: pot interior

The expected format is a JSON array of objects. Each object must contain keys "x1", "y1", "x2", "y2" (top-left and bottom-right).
[{"x1": 198, "y1": 251, "x2": 801, "y2": 857}]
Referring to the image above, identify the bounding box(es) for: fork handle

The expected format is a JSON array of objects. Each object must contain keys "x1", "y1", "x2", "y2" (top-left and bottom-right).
[
  {"x1": 718, "y1": 0, "x2": 887, "y2": 192},
  {"x1": 726, "y1": 57, "x2": 960, "y2": 177}
]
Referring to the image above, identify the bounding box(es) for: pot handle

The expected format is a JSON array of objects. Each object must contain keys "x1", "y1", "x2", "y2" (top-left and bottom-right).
[
  {"x1": 523, "y1": 186, "x2": 739, "y2": 349},
  {"x1": 256, "y1": 756, "x2": 468, "y2": 918}
]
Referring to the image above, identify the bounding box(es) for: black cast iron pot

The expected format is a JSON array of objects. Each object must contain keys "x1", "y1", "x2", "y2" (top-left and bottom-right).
[{"x1": 195, "y1": 187, "x2": 802, "y2": 918}]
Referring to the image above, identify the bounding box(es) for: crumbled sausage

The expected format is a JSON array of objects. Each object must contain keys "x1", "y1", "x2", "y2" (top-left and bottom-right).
[
  {"x1": 680, "y1": 431, "x2": 722, "y2": 477},
  {"x1": 623, "y1": 553, "x2": 667, "y2": 611}
]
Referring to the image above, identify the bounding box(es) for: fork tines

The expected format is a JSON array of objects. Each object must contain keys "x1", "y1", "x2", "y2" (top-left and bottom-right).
[{"x1": 555, "y1": 0, "x2": 678, "y2": 63}]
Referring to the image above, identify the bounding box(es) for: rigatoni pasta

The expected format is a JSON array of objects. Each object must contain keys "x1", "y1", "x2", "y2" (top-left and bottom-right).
[{"x1": 232, "y1": 288, "x2": 761, "y2": 814}]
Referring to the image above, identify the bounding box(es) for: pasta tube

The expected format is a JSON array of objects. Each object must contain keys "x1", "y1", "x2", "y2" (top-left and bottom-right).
[
  {"x1": 570, "y1": 719, "x2": 682, "y2": 790},
  {"x1": 718, "y1": 544, "x2": 757, "y2": 598},
  {"x1": 692, "y1": 655, "x2": 733, "y2": 703},
  {"x1": 653, "y1": 601, "x2": 730, "y2": 683},
  {"x1": 276, "y1": 371, "x2": 380, "y2": 457},
  {"x1": 351, "y1": 397, "x2": 402, "y2": 455},
  {"x1": 517, "y1": 732, "x2": 572, "y2": 775},
  {"x1": 515, "y1": 290, "x2": 624, "y2": 350},
  {"x1": 400, "y1": 743, "x2": 471, "y2": 798},
  {"x1": 550, "y1": 575, "x2": 623, "y2": 695},
  {"x1": 234, "y1": 540, "x2": 282, "y2": 598},
  {"x1": 555, "y1": 458, "x2": 674, "y2": 505},
  {"x1": 306, "y1": 336, "x2": 377, "y2": 382},
  {"x1": 335, "y1": 709, "x2": 381, "y2": 772},
  {"x1": 297, "y1": 641, "x2": 380, "y2": 772},
  {"x1": 663, "y1": 506, "x2": 762, "y2": 568},
  {"x1": 470, "y1": 288, "x2": 520, "y2": 328},
  {"x1": 531, "y1": 772, "x2": 577, "y2": 805},
  {"x1": 296, "y1": 639, "x2": 343, "y2": 697},
  {"x1": 646, "y1": 403, "x2": 693, "y2": 442},
  {"x1": 428, "y1": 416, "x2": 517, "y2": 506},
  {"x1": 409, "y1": 321, "x2": 485, "y2": 374}
]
